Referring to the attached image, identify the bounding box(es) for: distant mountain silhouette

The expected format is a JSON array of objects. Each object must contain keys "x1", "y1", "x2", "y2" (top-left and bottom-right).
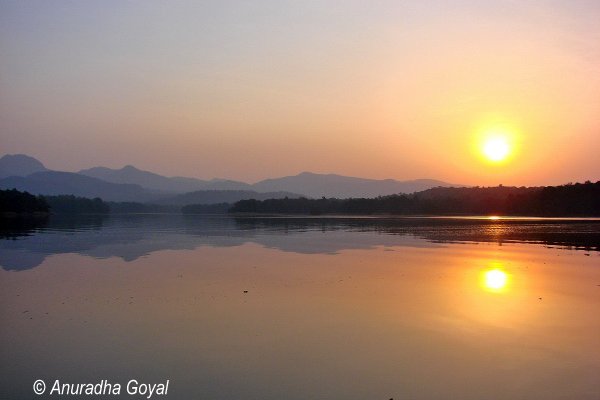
[
  {"x1": 0, "y1": 168, "x2": 286, "y2": 205},
  {"x1": 79, "y1": 165, "x2": 204, "y2": 192},
  {"x1": 201, "y1": 179, "x2": 254, "y2": 191},
  {"x1": 0, "y1": 171, "x2": 162, "y2": 202},
  {"x1": 0, "y1": 154, "x2": 461, "y2": 202},
  {"x1": 253, "y1": 172, "x2": 459, "y2": 198},
  {"x1": 80, "y1": 166, "x2": 459, "y2": 198},
  {"x1": 79, "y1": 165, "x2": 252, "y2": 193},
  {"x1": 0, "y1": 154, "x2": 48, "y2": 178},
  {"x1": 157, "y1": 190, "x2": 303, "y2": 206}
]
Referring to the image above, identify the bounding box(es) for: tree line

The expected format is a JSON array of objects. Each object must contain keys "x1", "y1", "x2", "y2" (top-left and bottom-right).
[
  {"x1": 3, "y1": 181, "x2": 599, "y2": 216},
  {"x1": 1, "y1": 190, "x2": 109, "y2": 214},
  {"x1": 0, "y1": 189, "x2": 49, "y2": 213},
  {"x1": 229, "y1": 181, "x2": 600, "y2": 217}
]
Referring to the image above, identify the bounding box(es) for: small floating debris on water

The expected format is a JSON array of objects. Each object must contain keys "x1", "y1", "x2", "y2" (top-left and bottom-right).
[
  {"x1": 243, "y1": 290, "x2": 248, "y2": 293},
  {"x1": 22, "y1": 310, "x2": 29, "y2": 313},
  {"x1": 538, "y1": 297, "x2": 542, "y2": 300}
]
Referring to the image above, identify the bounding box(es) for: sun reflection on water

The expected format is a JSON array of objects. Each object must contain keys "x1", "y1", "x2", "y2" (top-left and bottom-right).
[{"x1": 480, "y1": 264, "x2": 510, "y2": 293}]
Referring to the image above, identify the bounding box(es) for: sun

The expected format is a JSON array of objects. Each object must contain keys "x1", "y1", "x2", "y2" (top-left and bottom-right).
[
  {"x1": 473, "y1": 121, "x2": 519, "y2": 164},
  {"x1": 482, "y1": 136, "x2": 510, "y2": 162}
]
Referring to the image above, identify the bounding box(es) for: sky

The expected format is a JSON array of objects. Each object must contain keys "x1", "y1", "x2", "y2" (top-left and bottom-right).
[{"x1": 1, "y1": 0, "x2": 599, "y2": 185}]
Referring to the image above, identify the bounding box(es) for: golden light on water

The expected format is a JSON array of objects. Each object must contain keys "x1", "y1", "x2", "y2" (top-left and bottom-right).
[
  {"x1": 485, "y1": 269, "x2": 507, "y2": 289},
  {"x1": 481, "y1": 267, "x2": 509, "y2": 293}
]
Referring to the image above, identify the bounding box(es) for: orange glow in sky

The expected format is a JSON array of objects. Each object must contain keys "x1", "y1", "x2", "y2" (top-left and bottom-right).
[{"x1": 0, "y1": 1, "x2": 598, "y2": 185}]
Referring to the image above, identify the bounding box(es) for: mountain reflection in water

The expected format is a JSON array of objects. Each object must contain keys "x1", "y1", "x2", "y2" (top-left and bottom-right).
[{"x1": 1, "y1": 214, "x2": 599, "y2": 270}]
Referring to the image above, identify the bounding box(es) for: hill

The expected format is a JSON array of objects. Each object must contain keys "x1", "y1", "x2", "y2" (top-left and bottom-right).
[
  {"x1": 80, "y1": 165, "x2": 205, "y2": 193},
  {"x1": 0, "y1": 154, "x2": 48, "y2": 178},
  {"x1": 1, "y1": 154, "x2": 462, "y2": 201},
  {"x1": 253, "y1": 172, "x2": 459, "y2": 198},
  {"x1": 79, "y1": 165, "x2": 252, "y2": 193},
  {"x1": 0, "y1": 171, "x2": 162, "y2": 202},
  {"x1": 79, "y1": 167, "x2": 459, "y2": 198}
]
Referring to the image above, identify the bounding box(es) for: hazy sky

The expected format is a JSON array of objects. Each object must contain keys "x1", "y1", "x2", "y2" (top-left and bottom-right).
[{"x1": 1, "y1": 0, "x2": 599, "y2": 185}]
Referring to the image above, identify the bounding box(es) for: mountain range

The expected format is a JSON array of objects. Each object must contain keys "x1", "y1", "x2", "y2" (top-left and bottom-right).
[
  {"x1": 0, "y1": 154, "x2": 461, "y2": 204},
  {"x1": 79, "y1": 165, "x2": 253, "y2": 193}
]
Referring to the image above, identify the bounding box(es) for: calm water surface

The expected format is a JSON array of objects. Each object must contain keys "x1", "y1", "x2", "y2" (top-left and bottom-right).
[{"x1": 1, "y1": 215, "x2": 599, "y2": 399}]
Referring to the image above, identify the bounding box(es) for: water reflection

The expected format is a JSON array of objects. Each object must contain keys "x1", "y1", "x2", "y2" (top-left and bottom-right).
[
  {"x1": 481, "y1": 265, "x2": 509, "y2": 293},
  {"x1": 0, "y1": 215, "x2": 599, "y2": 271},
  {"x1": 1, "y1": 223, "x2": 598, "y2": 399},
  {"x1": 0, "y1": 215, "x2": 49, "y2": 239}
]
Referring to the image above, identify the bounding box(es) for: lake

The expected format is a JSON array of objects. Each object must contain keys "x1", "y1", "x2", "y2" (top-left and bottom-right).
[{"x1": 1, "y1": 215, "x2": 599, "y2": 399}]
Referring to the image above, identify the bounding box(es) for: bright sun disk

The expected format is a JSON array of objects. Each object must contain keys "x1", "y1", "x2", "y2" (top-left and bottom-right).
[{"x1": 483, "y1": 136, "x2": 510, "y2": 162}]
